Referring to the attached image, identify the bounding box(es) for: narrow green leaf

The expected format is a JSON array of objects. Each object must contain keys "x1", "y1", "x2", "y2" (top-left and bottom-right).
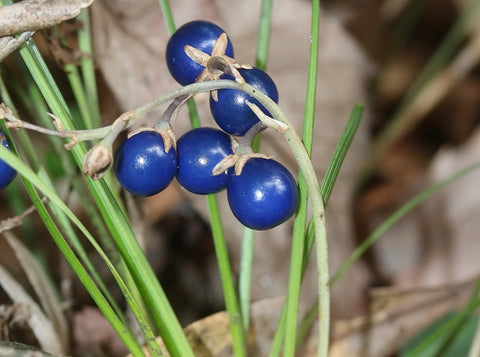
[{"x1": 282, "y1": 0, "x2": 321, "y2": 356}]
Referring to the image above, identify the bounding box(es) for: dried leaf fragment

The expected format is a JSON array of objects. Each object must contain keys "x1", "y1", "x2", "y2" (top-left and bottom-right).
[{"x1": 0, "y1": 0, "x2": 94, "y2": 37}]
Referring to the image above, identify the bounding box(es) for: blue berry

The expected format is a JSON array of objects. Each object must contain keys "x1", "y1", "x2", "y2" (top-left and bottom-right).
[
  {"x1": 114, "y1": 131, "x2": 177, "y2": 196},
  {"x1": 176, "y1": 127, "x2": 233, "y2": 194},
  {"x1": 0, "y1": 132, "x2": 17, "y2": 190},
  {"x1": 210, "y1": 67, "x2": 279, "y2": 136},
  {"x1": 166, "y1": 20, "x2": 234, "y2": 86},
  {"x1": 227, "y1": 158, "x2": 298, "y2": 230}
]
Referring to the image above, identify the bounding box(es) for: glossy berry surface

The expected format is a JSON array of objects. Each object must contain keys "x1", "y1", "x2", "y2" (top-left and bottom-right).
[
  {"x1": 114, "y1": 131, "x2": 177, "y2": 196},
  {"x1": 176, "y1": 127, "x2": 233, "y2": 194},
  {"x1": 166, "y1": 20, "x2": 234, "y2": 86},
  {"x1": 210, "y1": 67, "x2": 279, "y2": 136},
  {"x1": 227, "y1": 158, "x2": 298, "y2": 230},
  {"x1": 0, "y1": 132, "x2": 17, "y2": 190}
]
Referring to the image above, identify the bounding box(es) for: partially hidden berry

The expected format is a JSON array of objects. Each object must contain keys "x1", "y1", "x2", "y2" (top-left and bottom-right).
[
  {"x1": 114, "y1": 131, "x2": 177, "y2": 196},
  {"x1": 210, "y1": 67, "x2": 279, "y2": 136},
  {"x1": 0, "y1": 132, "x2": 17, "y2": 190}
]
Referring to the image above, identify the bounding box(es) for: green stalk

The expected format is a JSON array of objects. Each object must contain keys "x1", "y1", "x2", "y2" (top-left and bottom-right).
[
  {"x1": 297, "y1": 159, "x2": 480, "y2": 345},
  {"x1": 238, "y1": 0, "x2": 274, "y2": 335},
  {"x1": 109, "y1": 78, "x2": 326, "y2": 356},
  {"x1": 77, "y1": 8, "x2": 101, "y2": 129},
  {"x1": 12, "y1": 30, "x2": 193, "y2": 356},
  {"x1": 0, "y1": 133, "x2": 144, "y2": 356},
  {"x1": 269, "y1": 104, "x2": 362, "y2": 356},
  {"x1": 283, "y1": 0, "x2": 321, "y2": 356},
  {"x1": 207, "y1": 195, "x2": 247, "y2": 356},
  {"x1": 255, "y1": 0, "x2": 273, "y2": 70},
  {"x1": 158, "y1": 2, "x2": 246, "y2": 354},
  {"x1": 239, "y1": 227, "x2": 254, "y2": 331}
]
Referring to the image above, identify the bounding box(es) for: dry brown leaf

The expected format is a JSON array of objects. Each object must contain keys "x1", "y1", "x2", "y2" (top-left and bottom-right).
[
  {"x1": 328, "y1": 279, "x2": 476, "y2": 356},
  {"x1": 4, "y1": 232, "x2": 69, "y2": 354},
  {"x1": 73, "y1": 306, "x2": 128, "y2": 357},
  {"x1": 0, "y1": 263, "x2": 63, "y2": 355},
  {"x1": 0, "y1": 0, "x2": 94, "y2": 37},
  {"x1": 128, "y1": 297, "x2": 290, "y2": 357}
]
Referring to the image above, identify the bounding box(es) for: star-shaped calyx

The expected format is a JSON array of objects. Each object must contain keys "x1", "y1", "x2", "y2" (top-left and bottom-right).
[{"x1": 184, "y1": 33, "x2": 252, "y2": 100}]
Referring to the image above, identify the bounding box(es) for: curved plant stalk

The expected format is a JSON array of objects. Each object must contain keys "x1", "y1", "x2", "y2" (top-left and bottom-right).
[
  {"x1": 3, "y1": 77, "x2": 328, "y2": 355},
  {"x1": 297, "y1": 159, "x2": 480, "y2": 347},
  {"x1": 111, "y1": 79, "x2": 328, "y2": 355},
  {"x1": 270, "y1": 104, "x2": 363, "y2": 356}
]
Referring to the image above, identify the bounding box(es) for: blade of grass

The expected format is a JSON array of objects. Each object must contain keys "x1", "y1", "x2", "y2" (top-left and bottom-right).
[
  {"x1": 158, "y1": 1, "x2": 246, "y2": 354},
  {"x1": 255, "y1": 0, "x2": 273, "y2": 70},
  {"x1": 283, "y1": 0, "x2": 322, "y2": 356},
  {"x1": 405, "y1": 277, "x2": 480, "y2": 357},
  {"x1": 1, "y1": 71, "x2": 131, "y2": 329},
  {"x1": 77, "y1": 8, "x2": 101, "y2": 129},
  {"x1": 9, "y1": 23, "x2": 193, "y2": 356},
  {"x1": 0, "y1": 143, "x2": 145, "y2": 356},
  {"x1": 238, "y1": 0, "x2": 274, "y2": 335},
  {"x1": 365, "y1": 0, "x2": 480, "y2": 180},
  {"x1": 0, "y1": 144, "x2": 164, "y2": 356},
  {"x1": 206, "y1": 194, "x2": 247, "y2": 356},
  {"x1": 269, "y1": 103, "x2": 363, "y2": 356},
  {"x1": 239, "y1": 227, "x2": 254, "y2": 332},
  {"x1": 296, "y1": 159, "x2": 480, "y2": 350}
]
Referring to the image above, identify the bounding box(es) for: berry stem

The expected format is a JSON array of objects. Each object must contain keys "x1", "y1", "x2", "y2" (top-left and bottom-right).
[{"x1": 236, "y1": 121, "x2": 266, "y2": 152}]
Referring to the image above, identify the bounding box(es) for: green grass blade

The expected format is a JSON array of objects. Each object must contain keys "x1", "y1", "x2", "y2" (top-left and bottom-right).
[
  {"x1": 158, "y1": 2, "x2": 246, "y2": 354},
  {"x1": 206, "y1": 194, "x2": 247, "y2": 356},
  {"x1": 404, "y1": 278, "x2": 480, "y2": 357},
  {"x1": 64, "y1": 62, "x2": 94, "y2": 130},
  {"x1": 0, "y1": 145, "x2": 144, "y2": 356},
  {"x1": 13, "y1": 29, "x2": 192, "y2": 357},
  {"x1": 269, "y1": 103, "x2": 362, "y2": 356},
  {"x1": 77, "y1": 8, "x2": 101, "y2": 129},
  {"x1": 237, "y1": 0, "x2": 274, "y2": 336},
  {"x1": 330, "y1": 160, "x2": 480, "y2": 288},
  {"x1": 282, "y1": 0, "x2": 321, "y2": 355},
  {"x1": 239, "y1": 227, "x2": 254, "y2": 332},
  {"x1": 157, "y1": 0, "x2": 176, "y2": 35},
  {"x1": 255, "y1": 0, "x2": 273, "y2": 70}
]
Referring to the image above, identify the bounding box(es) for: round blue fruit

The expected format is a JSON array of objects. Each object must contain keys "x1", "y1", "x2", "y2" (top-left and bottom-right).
[
  {"x1": 210, "y1": 67, "x2": 279, "y2": 136},
  {"x1": 227, "y1": 158, "x2": 298, "y2": 230},
  {"x1": 166, "y1": 20, "x2": 234, "y2": 86},
  {"x1": 176, "y1": 127, "x2": 233, "y2": 194},
  {"x1": 0, "y1": 132, "x2": 17, "y2": 190},
  {"x1": 114, "y1": 131, "x2": 177, "y2": 196}
]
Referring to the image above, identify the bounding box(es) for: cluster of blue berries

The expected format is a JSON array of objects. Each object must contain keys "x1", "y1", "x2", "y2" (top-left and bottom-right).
[{"x1": 114, "y1": 20, "x2": 298, "y2": 230}]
